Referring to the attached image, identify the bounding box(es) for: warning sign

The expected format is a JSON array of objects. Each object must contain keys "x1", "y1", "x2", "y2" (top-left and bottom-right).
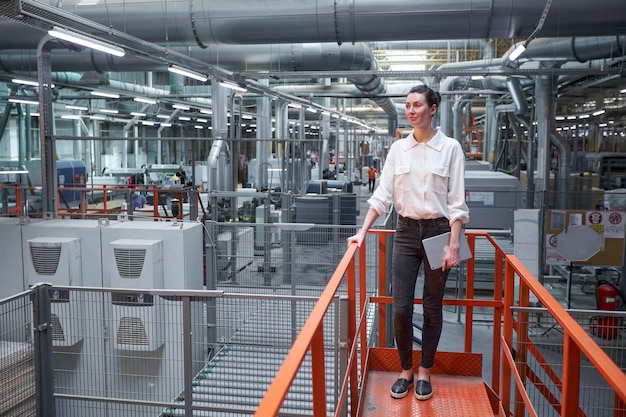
[{"x1": 546, "y1": 210, "x2": 625, "y2": 266}]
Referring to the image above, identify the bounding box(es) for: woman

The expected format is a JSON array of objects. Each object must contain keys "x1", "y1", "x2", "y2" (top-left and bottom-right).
[{"x1": 347, "y1": 85, "x2": 469, "y2": 401}]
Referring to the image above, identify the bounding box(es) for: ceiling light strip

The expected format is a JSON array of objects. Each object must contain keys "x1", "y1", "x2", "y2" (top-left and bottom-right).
[
  {"x1": 219, "y1": 80, "x2": 247, "y2": 93},
  {"x1": 168, "y1": 64, "x2": 208, "y2": 82},
  {"x1": 48, "y1": 26, "x2": 125, "y2": 57}
]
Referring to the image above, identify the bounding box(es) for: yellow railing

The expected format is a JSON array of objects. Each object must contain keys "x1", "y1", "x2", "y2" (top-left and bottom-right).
[{"x1": 255, "y1": 229, "x2": 626, "y2": 417}]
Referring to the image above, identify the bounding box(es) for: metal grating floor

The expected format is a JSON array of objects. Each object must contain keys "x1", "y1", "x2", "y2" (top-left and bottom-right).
[
  {"x1": 162, "y1": 293, "x2": 341, "y2": 416},
  {"x1": 360, "y1": 372, "x2": 495, "y2": 417}
]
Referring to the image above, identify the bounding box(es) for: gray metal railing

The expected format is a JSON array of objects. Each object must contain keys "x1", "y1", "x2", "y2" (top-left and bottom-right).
[{"x1": 0, "y1": 285, "x2": 349, "y2": 416}]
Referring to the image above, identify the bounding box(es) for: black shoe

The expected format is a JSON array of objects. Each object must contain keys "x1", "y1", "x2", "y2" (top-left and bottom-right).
[
  {"x1": 415, "y1": 379, "x2": 433, "y2": 401},
  {"x1": 390, "y1": 376, "x2": 414, "y2": 399}
]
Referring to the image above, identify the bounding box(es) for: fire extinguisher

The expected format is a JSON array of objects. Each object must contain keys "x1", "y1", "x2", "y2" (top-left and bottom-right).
[{"x1": 590, "y1": 280, "x2": 622, "y2": 340}]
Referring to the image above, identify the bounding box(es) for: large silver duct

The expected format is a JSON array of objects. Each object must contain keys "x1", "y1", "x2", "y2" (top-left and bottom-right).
[
  {"x1": 2, "y1": 0, "x2": 625, "y2": 48},
  {"x1": 371, "y1": 40, "x2": 493, "y2": 60},
  {"x1": 519, "y1": 36, "x2": 626, "y2": 63},
  {"x1": 0, "y1": 42, "x2": 398, "y2": 132}
]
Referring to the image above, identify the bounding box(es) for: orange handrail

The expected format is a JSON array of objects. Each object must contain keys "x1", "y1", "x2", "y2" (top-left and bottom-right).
[
  {"x1": 255, "y1": 243, "x2": 358, "y2": 416},
  {"x1": 503, "y1": 255, "x2": 626, "y2": 411},
  {"x1": 255, "y1": 228, "x2": 626, "y2": 417}
]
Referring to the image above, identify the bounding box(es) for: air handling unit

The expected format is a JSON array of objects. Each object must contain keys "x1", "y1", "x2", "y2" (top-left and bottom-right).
[
  {"x1": 108, "y1": 238, "x2": 164, "y2": 351},
  {"x1": 24, "y1": 237, "x2": 82, "y2": 347}
]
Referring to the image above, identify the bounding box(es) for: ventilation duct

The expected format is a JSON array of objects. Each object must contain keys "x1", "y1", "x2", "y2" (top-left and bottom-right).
[{"x1": 2, "y1": 0, "x2": 625, "y2": 48}]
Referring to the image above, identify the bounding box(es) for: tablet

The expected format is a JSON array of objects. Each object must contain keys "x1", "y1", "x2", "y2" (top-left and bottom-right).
[{"x1": 422, "y1": 232, "x2": 472, "y2": 269}]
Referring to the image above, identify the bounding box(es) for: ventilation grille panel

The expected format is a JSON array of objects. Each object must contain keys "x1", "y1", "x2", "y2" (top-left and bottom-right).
[
  {"x1": 50, "y1": 314, "x2": 65, "y2": 342},
  {"x1": 113, "y1": 248, "x2": 146, "y2": 279},
  {"x1": 29, "y1": 243, "x2": 61, "y2": 276},
  {"x1": 117, "y1": 316, "x2": 149, "y2": 346}
]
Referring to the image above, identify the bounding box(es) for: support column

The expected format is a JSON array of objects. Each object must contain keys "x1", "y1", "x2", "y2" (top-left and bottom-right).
[{"x1": 37, "y1": 35, "x2": 57, "y2": 216}]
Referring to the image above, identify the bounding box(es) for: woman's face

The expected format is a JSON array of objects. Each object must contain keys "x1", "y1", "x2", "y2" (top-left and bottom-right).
[{"x1": 405, "y1": 92, "x2": 436, "y2": 128}]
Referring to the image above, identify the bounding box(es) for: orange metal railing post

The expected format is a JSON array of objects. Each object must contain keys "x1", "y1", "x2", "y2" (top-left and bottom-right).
[
  {"x1": 102, "y1": 185, "x2": 108, "y2": 212},
  {"x1": 561, "y1": 334, "x2": 581, "y2": 417},
  {"x1": 375, "y1": 230, "x2": 390, "y2": 347},
  {"x1": 81, "y1": 188, "x2": 87, "y2": 219},
  {"x1": 615, "y1": 395, "x2": 626, "y2": 417},
  {"x1": 514, "y1": 279, "x2": 531, "y2": 417},
  {"x1": 355, "y1": 241, "x2": 365, "y2": 334},
  {"x1": 491, "y1": 249, "x2": 504, "y2": 396},
  {"x1": 311, "y1": 324, "x2": 327, "y2": 417},
  {"x1": 501, "y1": 260, "x2": 515, "y2": 412},
  {"x1": 347, "y1": 253, "x2": 360, "y2": 416},
  {"x1": 464, "y1": 233, "x2": 476, "y2": 353},
  {"x1": 16, "y1": 185, "x2": 22, "y2": 218}
]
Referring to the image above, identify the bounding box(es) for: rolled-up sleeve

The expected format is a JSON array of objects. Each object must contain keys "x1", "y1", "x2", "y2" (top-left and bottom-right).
[
  {"x1": 447, "y1": 142, "x2": 470, "y2": 225},
  {"x1": 366, "y1": 143, "x2": 399, "y2": 217}
]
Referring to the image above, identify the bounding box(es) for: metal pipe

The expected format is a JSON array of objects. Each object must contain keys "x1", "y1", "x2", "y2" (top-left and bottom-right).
[{"x1": 5, "y1": 0, "x2": 625, "y2": 47}]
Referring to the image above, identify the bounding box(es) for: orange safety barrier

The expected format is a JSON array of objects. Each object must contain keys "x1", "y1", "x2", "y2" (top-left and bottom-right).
[
  {"x1": 255, "y1": 229, "x2": 626, "y2": 417},
  {"x1": 0, "y1": 183, "x2": 200, "y2": 221},
  {"x1": 0, "y1": 183, "x2": 26, "y2": 217}
]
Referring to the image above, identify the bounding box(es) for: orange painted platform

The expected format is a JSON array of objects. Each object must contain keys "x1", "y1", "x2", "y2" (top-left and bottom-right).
[
  {"x1": 359, "y1": 348, "x2": 499, "y2": 417},
  {"x1": 360, "y1": 372, "x2": 495, "y2": 417}
]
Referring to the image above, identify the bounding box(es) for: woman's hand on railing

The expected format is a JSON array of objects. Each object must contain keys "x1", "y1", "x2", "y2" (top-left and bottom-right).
[{"x1": 347, "y1": 229, "x2": 367, "y2": 247}]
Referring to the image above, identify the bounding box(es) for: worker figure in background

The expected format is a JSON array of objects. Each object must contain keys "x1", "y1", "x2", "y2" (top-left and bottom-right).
[
  {"x1": 367, "y1": 165, "x2": 378, "y2": 192},
  {"x1": 176, "y1": 165, "x2": 187, "y2": 186},
  {"x1": 132, "y1": 191, "x2": 147, "y2": 209}
]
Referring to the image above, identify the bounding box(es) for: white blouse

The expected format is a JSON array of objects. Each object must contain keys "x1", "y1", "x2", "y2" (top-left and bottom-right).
[{"x1": 367, "y1": 129, "x2": 470, "y2": 226}]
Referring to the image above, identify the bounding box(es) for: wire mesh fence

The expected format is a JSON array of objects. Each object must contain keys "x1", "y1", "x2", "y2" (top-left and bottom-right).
[
  {"x1": 1, "y1": 285, "x2": 346, "y2": 417},
  {"x1": 511, "y1": 306, "x2": 626, "y2": 417},
  {"x1": 210, "y1": 222, "x2": 357, "y2": 291},
  {"x1": 0, "y1": 291, "x2": 35, "y2": 417}
]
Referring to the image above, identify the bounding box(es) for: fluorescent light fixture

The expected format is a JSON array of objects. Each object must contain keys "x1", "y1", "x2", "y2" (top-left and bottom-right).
[
  {"x1": 508, "y1": 43, "x2": 527, "y2": 61},
  {"x1": 66, "y1": 104, "x2": 89, "y2": 111},
  {"x1": 99, "y1": 108, "x2": 119, "y2": 114},
  {"x1": 12, "y1": 78, "x2": 55, "y2": 88},
  {"x1": 288, "y1": 103, "x2": 302, "y2": 109},
  {"x1": 168, "y1": 64, "x2": 208, "y2": 82},
  {"x1": 321, "y1": 110, "x2": 331, "y2": 116},
  {"x1": 48, "y1": 26, "x2": 125, "y2": 57},
  {"x1": 8, "y1": 98, "x2": 39, "y2": 105},
  {"x1": 578, "y1": 114, "x2": 590, "y2": 119},
  {"x1": 566, "y1": 115, "x2": 577, "y2": 120},
  {"x1": 134, "y1": 96, "x2": 158, "y2": 105},
  {"x1": 194, "y1": 125, "x2": 204, "y2": 129},
  {"x1": 306, "y1": 107, "x2": 318, "y2": 113},
  {"x1": 156, "y1": 114, "x2": 170, "y2": 119},
  {"x1": 592, "y1": 109, "x2": 606, "y2": 116},
  {"x1": 178, "y1": 116, "x2": 191, "y2": 121},
  {"x1": 197, "y1": 118, "x2": 208, "y2": 123},
  {"x1": 470, "y1": 75, "x2": 485, "y2": 80},
  {"x1": 130, "y1": 111, "x2": 146, "y2": 117},
  {"x1": 0, "y1": 169, "x2": 28, "y2": 175},
  {"x1": 61, "y1": 114, "x2": 83, "y2": 120},
  {"x1": 172, "y1": 103, "x2": 191, "y2": 110},
  {"x1": 160, "y1": 122, "x2": 172, "y2": 127},
  {"x1": 141, "y1": 120, "x2": 155, "y2": 126},
  {"x1": 621, "y1": 88, "x2": 626, "y2": 94},
  {"x1": 199, "y1": 108, "x2": 212, "y2": 115},
  {"x1": 219, "y1": 80, "x2": 247, "y2": 92},
  {"x1": 91, "y1": 90, "x2": 120, "y2": 99},
  {"x1": 242, "y1": 114, "x2": 253, "y2": 120}
]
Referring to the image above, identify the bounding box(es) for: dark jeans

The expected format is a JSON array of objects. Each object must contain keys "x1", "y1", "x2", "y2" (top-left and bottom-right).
[
  {"x1": 392, "y1": 215, "x2": 450, "y2": 371},
  {"x1": 368, "y1": 178, "x2": 376, "y2": 191}
]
